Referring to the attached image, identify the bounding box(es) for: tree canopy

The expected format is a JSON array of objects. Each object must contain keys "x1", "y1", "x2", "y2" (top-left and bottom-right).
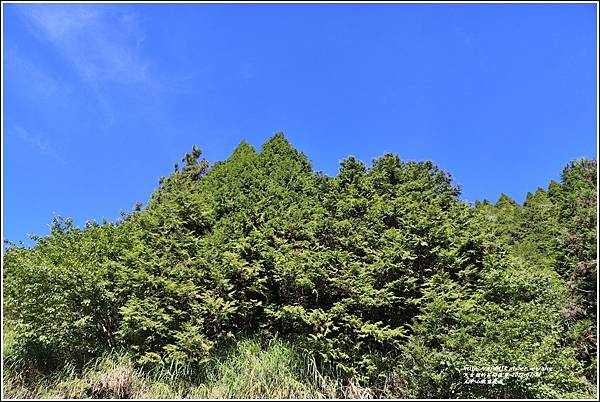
[{"x1": 3, "y1": 134, "x2": 597, "y2": 398}]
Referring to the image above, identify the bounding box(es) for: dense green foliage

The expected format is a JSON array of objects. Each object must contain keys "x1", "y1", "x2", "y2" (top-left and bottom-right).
[
  {"x1": 3, "y1": 134, "x2": 597, "y2": 398},
  {"x1": 3, "y1": 336, "x2": 372, "y2": 399}
]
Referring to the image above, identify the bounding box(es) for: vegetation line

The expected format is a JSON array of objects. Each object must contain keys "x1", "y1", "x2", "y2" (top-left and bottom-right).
[{"x1": 3, "y1": 134, "x2": 597, "y2": 399}]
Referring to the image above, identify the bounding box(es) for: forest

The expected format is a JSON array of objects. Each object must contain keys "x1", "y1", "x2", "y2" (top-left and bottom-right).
[{"x1": 2, "y1": 133, "x2": 597, "y2": 398}]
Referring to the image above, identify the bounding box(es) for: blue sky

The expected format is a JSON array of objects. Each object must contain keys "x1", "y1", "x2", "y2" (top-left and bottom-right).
[{"x1": 3, "y1": 3, "x2": 597, "y2": 244}]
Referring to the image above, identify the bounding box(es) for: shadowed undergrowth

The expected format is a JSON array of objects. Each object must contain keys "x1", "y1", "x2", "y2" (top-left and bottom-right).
[{"x1": 3, "y1": 335, "x2": 398, "y2": 399}]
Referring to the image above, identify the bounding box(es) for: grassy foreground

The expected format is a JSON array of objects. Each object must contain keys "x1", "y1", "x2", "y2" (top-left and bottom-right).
[{"x1": 3, "y1": 332, "x2": 391, "y2": 399}]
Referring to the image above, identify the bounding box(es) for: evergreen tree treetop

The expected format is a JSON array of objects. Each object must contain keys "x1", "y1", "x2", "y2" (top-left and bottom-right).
[{"x1": 495, "y1": 193, "x2": 518, "y2": 208}]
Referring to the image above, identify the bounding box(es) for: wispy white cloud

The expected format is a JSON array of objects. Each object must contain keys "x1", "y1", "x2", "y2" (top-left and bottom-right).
[
  {"x1": 18, "y1": 4, "x2": 150, "y2": 85},
  {"x1": 14, "y1": 4, "x2": 185, "y2": 151},
  {"x1": 9, "y1": 122, "x2": 68, "y2": 165},
  {"x1": 5, "y1": 47, "x2": 72, "y2": 101}
]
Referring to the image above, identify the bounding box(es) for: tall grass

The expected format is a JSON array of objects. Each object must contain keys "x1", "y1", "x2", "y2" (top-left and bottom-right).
[{"x1": 3, "y1": 332, "x2": 401, "y2": 399}]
